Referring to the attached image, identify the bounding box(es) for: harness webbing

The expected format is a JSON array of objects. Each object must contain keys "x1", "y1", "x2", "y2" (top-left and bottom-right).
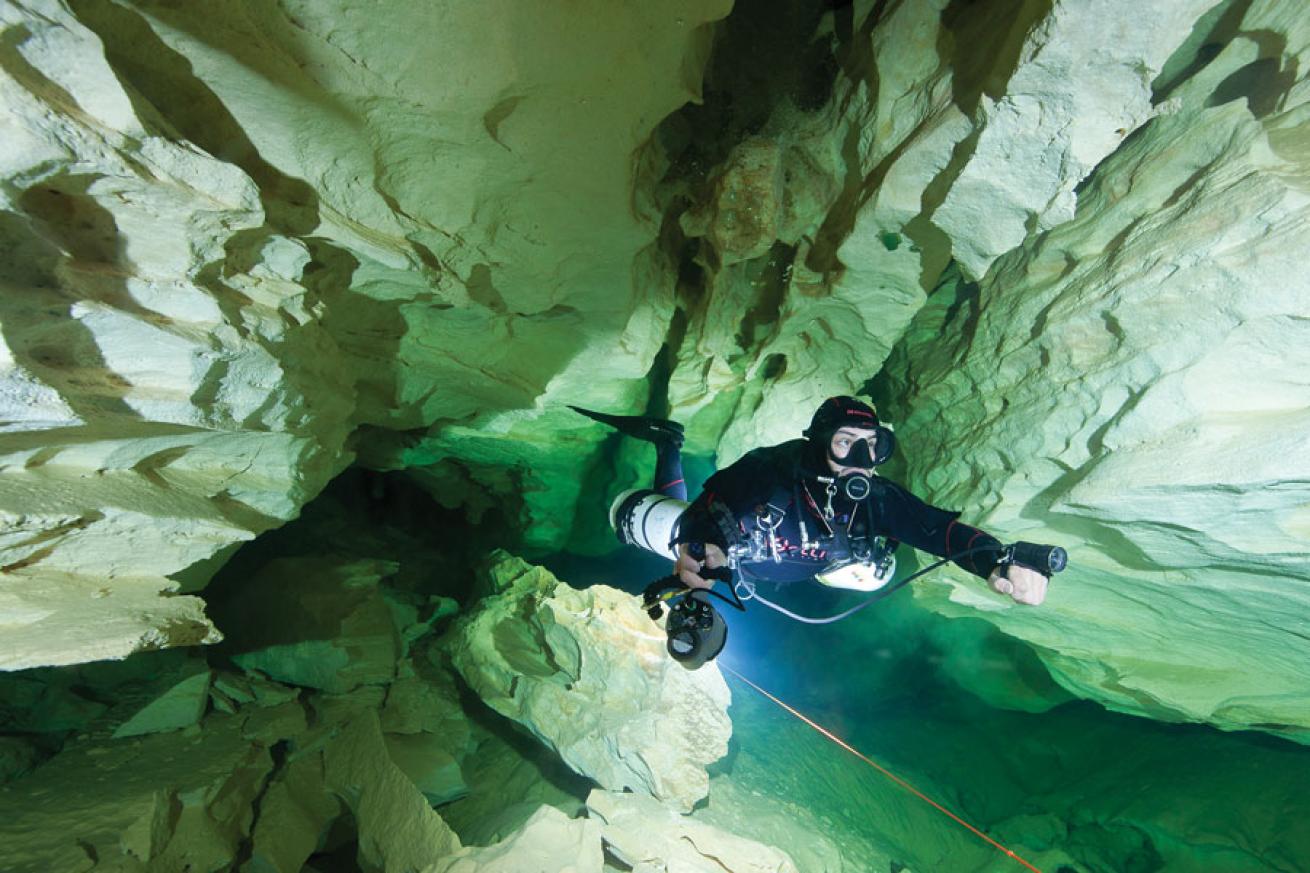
[{"x1": 734, "y1": 544, "x2": 999, "y2": 625}]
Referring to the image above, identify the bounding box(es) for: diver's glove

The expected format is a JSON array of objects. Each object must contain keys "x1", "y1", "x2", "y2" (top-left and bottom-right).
[
  {"x1": 675, "y1": 541, "x2": 729, "y2": 590},
  {"x1": 989, "y1": 541, "x2": 1066, "y2": 606}
]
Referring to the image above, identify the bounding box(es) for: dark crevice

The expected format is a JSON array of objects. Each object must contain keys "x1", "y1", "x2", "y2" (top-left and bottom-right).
[
  {"x1": 1152, "y1": 0, "x2": 1254, "y2": 104},
  {"x1": 436, "y1": 671, "x2": 596, "y2": 846},
  {"x1": 202, "y1": 468, "x2": 519, "y2": 645},
  {"x1": 0, "y1": 24, "x2": 86, "y2": 119},
  {"x1": 652, "y1": 0, "x2": 849, "y2": 262},
  {"x1": 941, "y1": 0, "x2": 1054, "y2": 118},
  {"x1": 679, "y1": 0, "x2": 837, "y2": 162},
  {"x1": 735, "y1": 242, "x2": 795, "y2": 350},
  {"x1": 602, "y1": 841, "x2": 636, "y2": 871},
  {"x1": 464, "y1": 263, "x2": 508, "y2": 314},
  {"x1": 1207, "y1": 49, "x2": 1297, "y2": 119},
  {"x1": 3, "y1": 182, "x2": 148, "y2": 425},
  {"x1": 832, "y1": 0, "x2": 890, "y2": 117},
  {"x1": 232, "y1": 739, "x2": 290, "y2": 870},
  {"x1": 803, "y1": 116, "x2": 869, "y2": 277},
  {"x1": 305, "y1": 809, "x2": 365, "y2": 873},
  {"x1": 761, "y1": 352, "x2": 788, "y2": 381}
]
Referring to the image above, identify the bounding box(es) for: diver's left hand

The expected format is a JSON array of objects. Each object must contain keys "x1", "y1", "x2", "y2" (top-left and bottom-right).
[{"x1": 989, "y1": 564, "x2": 1048, "y2": 605}]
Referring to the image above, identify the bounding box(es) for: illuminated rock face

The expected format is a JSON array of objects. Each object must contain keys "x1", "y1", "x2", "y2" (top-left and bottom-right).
[
  {"x1": 877, "y1": 1, "x2": 1310, "y2": 735},
  {"x1": 444, "y1": 552, "x2": 732, "y2": 813},
  {"x1": 588, "y1": 789, "x2": 801, "y2": 873},
  {"x1": 0, "y1": 551, "x2": 802, "y2": 872},
  {"x1": 0, "y1": 0, "x2": 730, "y2": 665},
  {"x1": 2, "y1": 0, "x2": 1309, "y2": 754}
]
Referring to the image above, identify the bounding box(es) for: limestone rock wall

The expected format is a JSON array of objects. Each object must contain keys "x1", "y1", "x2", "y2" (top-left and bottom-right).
[
  {"x1": 877, "y1": 0, "x2": 1310, "y2": 734},
  {"x1": 6, "y1": 485, "x2": 1309, "y2": 873},
  {"x1": 641, "y1": 0, "x2": 1310, "y2": 739},
  {"x1": 2, "y1": 0, "x2": 1308, "y2": 751},
  {"x1": 0, "y1": 549, "x2": 820, "y2": 873},
  {"x1": 655, "y1": 0, "x2": 1214, "y2": 464},
  {"x1": 443, "y1": 552, "x2": 732, "y2": 814},
  {"x1": 1, "y1": 0, "x2": 730, "y2": 667}
]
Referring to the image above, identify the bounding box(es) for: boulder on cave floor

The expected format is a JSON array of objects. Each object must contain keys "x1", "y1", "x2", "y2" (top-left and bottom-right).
[
  {"x1": 589, "y1": 789, "x2": 801, "y2": 873},
  {"x1": 427, "y1": 804, "x2": 605, "y2": 873},
  {"x1": 442, "y1": 550, "x2": 732, "y2": 813},
  {"x1": 112, "y1": 669, "x2": 212, "y2": 738},
  {"x1": 0, "y1": 712, "x2": 274, "y2": 873}
]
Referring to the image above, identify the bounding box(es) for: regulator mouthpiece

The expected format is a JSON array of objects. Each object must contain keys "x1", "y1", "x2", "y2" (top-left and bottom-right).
[{"x1": 840, "y1": 472, "x2": 872, "y2": 501}]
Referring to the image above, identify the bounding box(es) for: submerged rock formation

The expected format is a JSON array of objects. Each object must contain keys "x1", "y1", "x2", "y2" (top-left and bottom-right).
[
  {"x1": 878, "y1": 0, "x2": 1310, "y2": 736},
  {"x1": 444, "y1": 552, "x2": 732, "y2": 813},
  {"x1": 3, "y1": 0, "x2": 1307, "y2": 744},
  {"x1": 0, "y1": 551, "x2": 813, "y2": 872},
  {"x1": 1, "y1": 0, "x2": 732, "y2": 666},
  {"x1": 3, "y1": 0, "x2": 1310, "y2": 868}
]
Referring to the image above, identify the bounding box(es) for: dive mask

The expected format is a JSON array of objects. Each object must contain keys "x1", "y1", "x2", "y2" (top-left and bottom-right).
[{"x1": 827, "y1": 426, "x2": 895, "y2": 469}]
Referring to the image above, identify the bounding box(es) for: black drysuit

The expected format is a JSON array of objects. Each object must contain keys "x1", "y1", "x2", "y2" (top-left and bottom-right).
[{"x1": 675, "y1": 439, "x2": 1005, "y2": 584}]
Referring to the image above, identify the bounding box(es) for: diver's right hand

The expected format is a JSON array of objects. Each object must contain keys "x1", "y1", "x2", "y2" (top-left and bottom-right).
[{"x1": 676, "y1": 542, "x2": 727, "y2": 590}]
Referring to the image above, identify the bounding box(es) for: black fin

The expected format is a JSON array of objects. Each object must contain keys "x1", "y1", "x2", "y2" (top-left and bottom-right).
[{"x1": 569, "y1": 405, "x2": 684, "y2": 446}]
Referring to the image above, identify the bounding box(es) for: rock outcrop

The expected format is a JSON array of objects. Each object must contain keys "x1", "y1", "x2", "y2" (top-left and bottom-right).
[
  {"x1": 588, "y1": 789, "x2": 800, "y2": 873},
  {"x1": 1, "y1": 0, "x2": 732, "y2": 667},
  {"x1": 1, "y1": 0, "x2": 1308, "y2": 806},
  {"x1": 443, "y1": 552, "x2": 732, "y2": 813},
  {"x1": 878, "y1": 0, "x2": 1310, "y2": 735},
  {"x1": 0, "y1": 548, "x2": 823, "y2": 872}
]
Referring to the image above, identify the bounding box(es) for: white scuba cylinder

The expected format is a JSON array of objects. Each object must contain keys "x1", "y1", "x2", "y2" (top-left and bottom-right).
[{"x1": 609, "y1": 488, "x2": 689, "y2": 561}]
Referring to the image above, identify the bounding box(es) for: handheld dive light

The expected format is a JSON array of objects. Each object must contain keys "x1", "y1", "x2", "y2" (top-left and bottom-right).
[
  {"x1": 1003, "y1": 541, "x2": 1068, "y2": 575},
  {"x1": 642, "y1": 562, "x2": 740, "y2": 671},
  {"x1": 664, "y1": 590, "x2": 727, "y2": 669}
]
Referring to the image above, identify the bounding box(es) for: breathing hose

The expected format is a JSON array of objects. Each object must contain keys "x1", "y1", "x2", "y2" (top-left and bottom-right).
[{"x1": 734, "y1": 542, "x2": 1065, "y2": 625}]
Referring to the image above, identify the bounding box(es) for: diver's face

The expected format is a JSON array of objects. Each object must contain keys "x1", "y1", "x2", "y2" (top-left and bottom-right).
[{"x1": 828, "y1": 426, "x2": 878, "y2": 476}]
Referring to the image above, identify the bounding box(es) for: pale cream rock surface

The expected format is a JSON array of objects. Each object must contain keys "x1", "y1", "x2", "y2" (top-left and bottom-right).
[
  {"x1": 0, "y1": 713, "x2": 274, "y2": 873},
  {"x1": 588, "y1": 789, "x2": 801, "y2": 873},
  {"x1": 0, "y1": 0, "x2": 732, "y2": 666},
  {"x1": 660, "y1": 0, "x2": 968, "y2": 462},
  {"x1": 0, "y1": 568, "x2": 220, "y2": 669},
  {"x1": 444, "y1": 552, "x2": 732, "y2": 813},
  {"x1": 1, "y1": 0, "x2": 353, "y2": 667},
  {"x1": 933, "y1": 0, "x2": 1218, "y2": 279},
  {"x1": 427, "y1": 804, "x2": 604, "y2": 873},
  {"x1": 883, "y1": 0, "x2": 1310, "y2": 734},
  {"x1": 0, "y1": 0, "x2": 1306, "y2": 761},
  {"x1": 100, "y1": 0, "x2": 733, "y2": 552}
]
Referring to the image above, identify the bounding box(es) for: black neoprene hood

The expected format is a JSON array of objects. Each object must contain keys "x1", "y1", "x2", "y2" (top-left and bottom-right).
[
  {"x1": 803, "y1": 396, "x2": 881, "y2": 439},
  {"x1": 803, "y1": 396, "x2": 895, "y2": 469}
]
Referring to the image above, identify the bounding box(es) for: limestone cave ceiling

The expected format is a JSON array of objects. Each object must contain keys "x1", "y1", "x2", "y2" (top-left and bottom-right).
[{"x1": 1, "y1": 0, "x2": 1308, "y2": 753}]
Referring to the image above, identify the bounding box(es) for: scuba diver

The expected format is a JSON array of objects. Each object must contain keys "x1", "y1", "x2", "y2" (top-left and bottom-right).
[{"x1": 571, "y1": 396, "x2": 1060, "y2": 666}]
